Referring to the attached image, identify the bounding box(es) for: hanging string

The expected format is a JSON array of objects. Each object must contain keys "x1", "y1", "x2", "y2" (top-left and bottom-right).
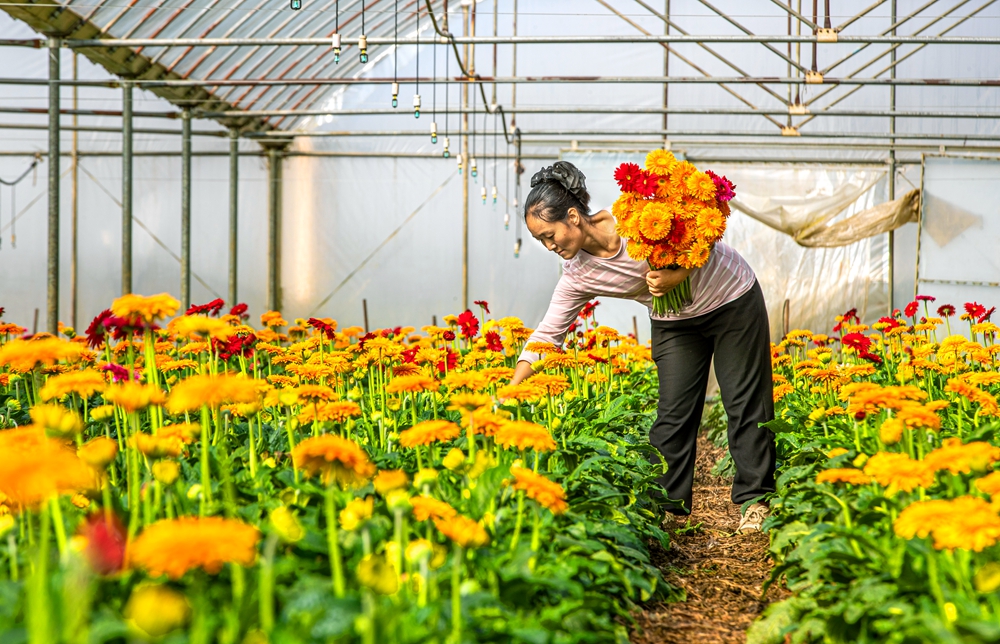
[
  {"x1": 432, "y1": 32, "x2": 437, "y2": 120},
  {"x1": 493, "y1": 110, "x2": 498, "y2": 207},
  {"x1": 392, "y1": 0, "x2": 398, "y2": 107},
  {"x1": 0, "y1": 158, "x2": 39, "y2": 251},
  {"x1": 470, "y1": 80, "x2": 477, "y2": 179},
  {"x1": 504, "y1": 128, "x2": 511, "y2": 229},
  {"x1": 414, "y1": 3, "x2": 420, "y2": 118}
]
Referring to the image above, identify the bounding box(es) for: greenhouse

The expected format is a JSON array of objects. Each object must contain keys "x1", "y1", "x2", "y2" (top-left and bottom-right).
[{"x1": 1, "y1": 0, "x2": 999, "y2": 642}]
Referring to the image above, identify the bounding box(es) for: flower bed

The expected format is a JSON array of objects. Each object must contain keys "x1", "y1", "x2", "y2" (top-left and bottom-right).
[
  {"x1": 751, "y1": 300, "x2": 1000, "y2": 644},
  {"x1": 0, "y1": 296, "x2": 672, "y2": 642}
]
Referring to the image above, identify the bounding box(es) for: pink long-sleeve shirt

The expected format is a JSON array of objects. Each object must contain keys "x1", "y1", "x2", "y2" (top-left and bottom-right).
[{"x1": 518, "y1": 237, "x2": 756, "y2": 364}]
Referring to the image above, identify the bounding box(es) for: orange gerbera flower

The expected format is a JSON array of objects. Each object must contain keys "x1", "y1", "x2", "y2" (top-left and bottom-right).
[
  {"x1": 132, "y1": 433, "x2": 184, "y2": 459},
  {"x1": 524, "y1": 373, "x2": 571, "y2": 396},
  {"x1": 510, "y1": 466, "x2": 569, "y2": 514},
  {"x1": 638, "y1": 202, "x2": 673, "y2": 241},
  {"x1": 104, "y1": 382, "x2": 167, "y2": 413},
  {"x1": 0, "y1": 337, "x2": 87, "y2": 373},
  {"x1": 447, "y1": 393, "x2": 492, "y2": 413},
  {"x1": 77, "y1": 437, "x2": 119, "y2": 470},
  {"x1": 863, "y1": 452, "x2": 934, "y2": 492},
  {"x1": 410, "y1": 495, "x2": 458, "y2": 522},
  {"x1": 495, "y1": 421, "x2": 558, "y2": 452},
  {"x1": 924, "y1": 438, "x2": 1000, "y2": 475},
  {"x1": 159, "y1": 423, "x2": 201, "y2": 444},
  {"x1": 165, "y1": 374, "x2": 264, "y2": 414},
  {"x1": 462, "y1": 410, "x2": 509, "y2": 437},
  {"x1": 626, "y1": 240, "x2": 654, "y2": 262},
  {"x1": 129, "y1": 517, "x2": 260, "y2": 579},
  {"x1": 434, "y1": 515, "x2": 490, "y2": 548},
  {"x1": 292, "y1": 435, "x2": 375, "y2": 487},
  {"x1": 442, "y1": 371, "x2": 489, "y2": 392},
  {"x1": 684, "y1": 171, "x2": 717, "y2": 201},
  {"x1": 110, "y1": 293, "x2": 179, "y2": 325},
  {"x1": 297, "y1": 401, "x2": 362, "y2": 424},
  {"x1": 815, "y1": 468, "x2": 873, "y2": 486},
  {"x1": 0, "y1": 427, "x2": 97, "y2": 508},
  {"x1": 39, "y1": 369, "x2": 107, "y2": 401},
  {"x1": 169, "y1": 316, "x2": 234, "y2": 341},
  {"x1": 398, "y1": 420, "x2": 461, "y2": 447},
  {"x1": 295, "y1": 384, "x2": 338, "y2": 402},
  {"x1": 386, "y1": 374, "x2": 439, "y2": 394},
  {"x1": 373, "y1": 469, "x2": 409, "y2": 495},
  {"x1": 496, "y1": 383, "x2": 544, "y2": 403}
]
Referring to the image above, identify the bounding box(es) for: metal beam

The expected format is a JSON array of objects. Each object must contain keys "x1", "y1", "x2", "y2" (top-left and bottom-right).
[
  {"x1": 47, "y1": 37, "x2": 60, "y2": 335},
  {"x1": 263, "y1": 141, "x2": 290, "y2": 312},
  {"x1": 122, "y1": 82, "x2": 133, "y2": 295},
  {"x1": 42, "y1": 35, "x2": 1000, "y2": 47},
  {"x1": 7, "y1": 75, "x2": 1000, "y2": 87}
]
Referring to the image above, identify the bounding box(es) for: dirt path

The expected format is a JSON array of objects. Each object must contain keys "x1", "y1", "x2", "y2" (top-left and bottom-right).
[{"x1": 632, "y1": 436, "x2": 788, "y2": 644}]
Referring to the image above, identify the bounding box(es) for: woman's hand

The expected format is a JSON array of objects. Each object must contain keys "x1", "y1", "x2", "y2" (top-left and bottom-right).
[{"x1": 645, "y1": 266, "x2": 692, "y2": 297}]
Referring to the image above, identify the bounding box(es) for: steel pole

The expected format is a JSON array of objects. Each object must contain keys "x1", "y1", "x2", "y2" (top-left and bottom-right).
[
  {"x1": 47, "y1": 38, "x2": 60, "y2": 335},
  {"x1": 122, "y1": 82, "x2": 133, "y2": 295},
  {"x1": 229, "y1": 128, "x2": 239, "y2": 306},
  {"x1": 181, "y1": 108, "x2": 192, "y2": 309},
  {"x1": 461, "y1": 2, "x2": 470, "y2": 312},
  {"x1": 70, "y1": 53, "x2": 78, "y2": 330},
  {"x1": 888, "y1": 0, "x2": 896, "y2": 314},
  {"x1": 266, "y1": 145, "x2": 285, "y2": 312}
]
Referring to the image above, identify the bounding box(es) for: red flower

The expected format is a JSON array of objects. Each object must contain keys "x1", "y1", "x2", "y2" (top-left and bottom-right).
[
  {"x1": 214, "y1": 333, "x2": 256, "y2": 360},
  {"x1": 877, "y1": 316, "x2": 902, "y2": 332},
  {"x1": 473, "y1": 300, "x2": 490, "y2": 314},
  {"x1": 0, "y1": 307, "x2": 5, "y2": 319},
  {"x1": 357, "y1": 332, "x2": 377, "y2": 350},
  {"x1": 100, "y1": 363, "x2": 132, "y2": 384},
  {"x1": 485, "y1": 331, "x2": 503, "y2": 352},
  {"x1": 186, "y1": 298, "x2": 225, "y2": 317},
  {"x1": 401, "y1": 347, "x2": 419, "y2": 364},
  {"x1": 705, "y1": 170, "x2": 736, "y2": 202},
  {"x1": 567, "y1": 322, "x2": 578, "y2": 334},
  {"x1": 904, "y1": 301, "x2": 920, "y2": 318},
  {"x1": 85, "y1": 309, "x2": 115, "y2": 349},
  {"x1": 980, "y1": 307, "x2": 996, "y2": 324},
  {"x1": 80, "y1": 513, "x2": 127, "y2": 575},
  {"x1": 633, "y1": 170, "x2": 659, "y2": 198},
  {"x1": 859, "y1": 350, "x2": 883, "y2": 365},
  {"x1": 381, "y1": 327, "x2": 404, "y2": 338},
  {"x1": 229, "y1": 303, "x2": 249, "y2": 320},
  {"x1": 965, "y1": 302, "x2": 987, "y2": 319},
  {"x1": 457, "y1": 310, "x2": 480, "y2": 340},
  {"x1": 442, "y1": 330, "x2": 456, "y2": 342},
  {"x1": 614, "y1": 163, "x2": 641, "y2": 192},
  {"x1": 588, "y1": 353, "x2": 608, "y2": 364},
  {"x1": 667, "y1": 218, "x2": 689, "y2": 246},
  {"x1": 854, "y1": 411, "x2": 867, "y2": 421},
  {"x1": 915, "y1": 294, "x2": 936, "y2": 302},
  {"x1": 841, "y1": 332, "x2": 872, "y2": 353},
  {"x1": 436, "y1": 348, "x2": 459, "y2": 373},
  {"x1": 937, "y1": 304, "x2": 956, "y2": 317},
  {"x1": 307, "y1": 317, "x2": 337, "y2": 340},
  {"x1": 579, "y1": 300, "x2": 601, "y2": 320}
]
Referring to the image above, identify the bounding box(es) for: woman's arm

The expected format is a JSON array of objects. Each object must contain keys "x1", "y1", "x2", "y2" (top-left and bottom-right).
[
  {"x1": 513, "y1": 275, "x2": 592, "y2": 377},
  {"x1": 510, "y1": 360, "x2": 534, "y2": 386}
]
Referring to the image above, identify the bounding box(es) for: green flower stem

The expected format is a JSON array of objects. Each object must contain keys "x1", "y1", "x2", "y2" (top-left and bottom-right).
[
  {"x1": 325, "y1": 487, "x2": 345, "y2": 598},
  {"x1": 509, "y1": 491, "x2": 525, "y2": 552},
  {"x1": 259, "y1": 534, "x2": 278, "y2": 632},
  {"x1": 529, "y1": 506, "x2": 541, "y2": 572},
  {"x1": 47, "y1": 497, "x2": 67, "y2": 563},
  {"x1": 199, "y1": 405, "x2": 213, "y2": 515},
  {"x1": 7, "y1": 533, "x2": 18, "y2": 582},
  {"x1": 28, "y1": 505, "x2": 52, "y2": 644},
  {"x1": 248, "y1": 414, "x2": 258, "y2": 482},
  {"x1": 450, "y1": 544, "x2": 463, "y2": 644},
  {"x1": 394, "y1": 509, "x2": 405, "y2": 586},
  {"x1": 467, "y1": 415, "x2": 477, "y2": 463}
]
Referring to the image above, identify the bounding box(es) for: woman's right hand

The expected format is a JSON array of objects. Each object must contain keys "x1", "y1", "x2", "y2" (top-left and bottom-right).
[{"x1": 509, "y1": 361, "x2": 534, "y2": 387}]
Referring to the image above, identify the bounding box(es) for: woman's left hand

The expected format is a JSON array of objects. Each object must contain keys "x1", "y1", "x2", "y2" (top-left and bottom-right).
[{"x1": 645, "y1": 267, "x2": 692, "y2": 297}]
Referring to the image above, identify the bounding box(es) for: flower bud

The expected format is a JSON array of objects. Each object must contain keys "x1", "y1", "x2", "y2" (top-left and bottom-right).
[
  {"x1": 152, "y1": 460, "x2": 180, "y2": 485},
  {"x1": 269, "y1": 506, "x2": 305, "y2": 543}
]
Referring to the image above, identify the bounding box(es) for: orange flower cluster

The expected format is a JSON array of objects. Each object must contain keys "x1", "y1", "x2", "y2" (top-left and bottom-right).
[
  {"x1": 129, "y1": 516, "x2": 260, "y2": 578},
  {"x1": 0, "y1": 427, "x2": 96, "y2": 507},
  {"x1": 411, "y1": 495, "x2": 458, "y2": 522},
  {"x1": 292, "y1": 435, "x2": 375, "y2": 487},
  {"x1": 862, "y1": 452, "x2": 934, "y2": 493},
  {"x1": 815, "y1": 468, "x2": 873, "y2": 486},
  {"x1": 398, "y1": 420, "x2": 461, "y2": 447},
  {"x1": 433, "y1": 515, "x2": 490, "y2": 548},
  {"x1": 510, "y1": 466, "x2": 569, "y2": 514},
  {"x1": 495, "y1": 421, "x2": 558, "y2": 452},
  {"x1": 895, "y1": 496, "x2": 1000, "y2": 551}
]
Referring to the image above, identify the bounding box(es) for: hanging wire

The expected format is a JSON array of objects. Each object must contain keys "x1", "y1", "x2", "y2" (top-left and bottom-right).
[
  {"x1": 470, "y1": 81, "x2": 477, "y2": 179},
  {"x1": 504, "y1": 127, "x2": 511, "y2": 229},
  {"x1": 0, "y1": 158, "x2": 39, "y2": 251},
  {"x1": 414, "y1": 3, "x2": 420, "y2": 118},
  {"x1": 359, "y1": 1, "x2": 368, "y2": 63},
  {"x1": 431, "y1": 28, "x2": 437, "y2": 142},
  {"x1": 492, "y1": 109, "x2": 498, "y2": 207},
  {"x1": 392, "y1": 0, "x2": 399, "y2": 107},
  {"x1": 443, "y1": 44, "x2": 450, "y2": 157}
]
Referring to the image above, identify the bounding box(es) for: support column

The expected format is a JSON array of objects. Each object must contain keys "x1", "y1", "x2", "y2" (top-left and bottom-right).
[
  {"x1": 122, "y1": 82, "x2": 133, "y2": 295},
  {"x1": 228, "y1": 128, "x2": 239, "y2": 306},
  {"x1": 47, "y1": 37, "x2": 60, "y2": 334},
  {"x1": 887, "y1": 0, "x2": 896, "y2": 313},
  {"x1": 263, "y1": 141, "x2": 290, "y2": 312},
  {"x1": 70, "y1": 53, "x2": 78, "y2": 330},
  {"x1": 461, "y1": 2, "x2": 470, "y2": 311},
  {"x1": 180, "y1": 108, "x2": 191, "y2": 309}
]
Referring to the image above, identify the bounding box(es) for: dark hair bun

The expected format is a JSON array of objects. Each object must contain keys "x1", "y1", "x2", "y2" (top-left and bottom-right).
[{"x1": 530, "y1": 161, "x2": 590, "y2": 208}]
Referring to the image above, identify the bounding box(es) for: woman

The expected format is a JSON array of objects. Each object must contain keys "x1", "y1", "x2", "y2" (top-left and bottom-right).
[{"x1": 510, "y1": 161, "x2": 775, "y2": 533}]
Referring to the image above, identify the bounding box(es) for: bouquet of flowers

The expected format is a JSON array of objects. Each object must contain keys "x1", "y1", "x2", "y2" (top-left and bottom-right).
[{"x1": 612, "y1": 150, "x2": 736, "y2": 315}]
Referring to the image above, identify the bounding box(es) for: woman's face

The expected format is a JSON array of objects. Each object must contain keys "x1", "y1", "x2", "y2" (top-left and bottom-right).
[{"x1": 526, "y1": 208, "x2": 585, "y2": 259}]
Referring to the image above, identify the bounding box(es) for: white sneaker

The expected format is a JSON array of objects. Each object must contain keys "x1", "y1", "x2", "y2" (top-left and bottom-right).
[{"x1": 737, "y1": 502, "x2": 770, "y2": 534}]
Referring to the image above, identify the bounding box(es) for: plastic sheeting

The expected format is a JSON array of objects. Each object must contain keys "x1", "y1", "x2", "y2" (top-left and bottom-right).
[
  {"x1": 916, "y1": 156, "x2": 1000, "y2": 309},
  {"x1": 795, "y1": 189, "x2": 920, "y2": 248}
]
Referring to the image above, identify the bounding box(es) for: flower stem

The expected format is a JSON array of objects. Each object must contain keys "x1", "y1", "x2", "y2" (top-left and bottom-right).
[
  {"x1": 199, "y1": 405, "x2": 213, "y2": 515},
  {"x1": 450, "y1": 544, "x2": 463, "y2": 644},
  {"x1": 325, "y1": 487, "x2": 345, "y2": 598}
]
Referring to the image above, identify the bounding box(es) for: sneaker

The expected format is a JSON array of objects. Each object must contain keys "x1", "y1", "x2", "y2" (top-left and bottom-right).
[{"x1": 737, "y1": 502, "x2": 770, "y2": 534}]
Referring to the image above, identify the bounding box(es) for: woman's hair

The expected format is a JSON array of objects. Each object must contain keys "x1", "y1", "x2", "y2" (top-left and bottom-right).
[{"x1": 524, "y1": 161, "x2": 592, "y2": 222}]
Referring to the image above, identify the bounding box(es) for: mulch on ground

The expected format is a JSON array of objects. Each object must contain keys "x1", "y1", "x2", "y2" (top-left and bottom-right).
[{"x1": 631, "y1": 436, "x2": 789, "y2": 644}]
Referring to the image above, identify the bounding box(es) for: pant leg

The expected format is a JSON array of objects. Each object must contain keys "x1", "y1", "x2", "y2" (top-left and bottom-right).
[
  {"x1": 649, "y1": 322, "x2": 715, "y2": 515},
  {"x1": 705, "y1": 281, "x2": 776, "y2": 504}
]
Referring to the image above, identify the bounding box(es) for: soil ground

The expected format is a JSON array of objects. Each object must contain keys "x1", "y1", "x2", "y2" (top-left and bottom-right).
[{"x1": 631, "y1": 435, "x2": 789, "y2": 644}]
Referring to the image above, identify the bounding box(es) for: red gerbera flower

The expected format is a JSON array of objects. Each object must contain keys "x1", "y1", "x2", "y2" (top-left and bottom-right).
[
  {"x1": 473, "y1": 300, "x2": 490, "y2": 314},
  {"x1": 307, "y1": 317, "x2": 337, "y2": 340},
  {"x1": 442, "y1": 330, "x2": 456, "y2": 342},
  {"x1": 229, "y1": 303, "x2": 249, "y2": 320},
  {"x1": 401, "y1": 347, "x2": 419, "y2": 364},
  {"x1": 633, "y1": 171, "x2": 659, "y2": 198},
  {"x1": 965, "y1": 302, "x2": 987, "y2": 319},
  {"x1": 588, "y1": 353, "x2": 608, "y2": 364},
  {"x1": 186, "y1": 298, "x2": 225, "y2": 317},
  {"x1": 80, "y1": 513, "x2": 127, "y2": 575},
  {"x1": 841, "y1": 332, "x2": 872, "y2": 353},
  {"x1": 614, "y1": 163, "x2": 642, "y2": 192},
  {"x1": 457, "y1": 310, "x2": 480, "y2": 340},
  {"x1": 436, "y1": 348, "x2": 459, "y2": 373},
  {"x1": 85, "y1": 309, "x2": 115, "y2": 349},
  {"x1": 904, "y1": 301, "x2": 920, "y2": 318},
  {"x1": 937, "y1": 304, "x2": 956, "y2": 317},
  {"x1": 979, "y1": 307, "x2": 996, "y2": 323},
  {"x1": 915, "y1": 294, "x2": 936, "y2": 302},
  {"x1": 485, "y1": 331, "x2": 503, "y2": 352}
]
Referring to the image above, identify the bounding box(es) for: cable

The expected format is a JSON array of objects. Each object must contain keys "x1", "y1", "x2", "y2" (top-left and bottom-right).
[
  {"x1": 0, "y1": 157, "x2": 38, "y2": 250},
  {"x1": 443, "y1": 42, "x2": 450, "y2": 157},
  {"x1": 492, "y1": 109, "x2": 498, "y2": 207},
  {"x1": 392, "y1": 0, "x2": 399, "y2": 107},
  {"x1": 414, "y1": 2, "x2": 421, "y2": 118},
  {"x1": 431, "y1": 29, "x2": 438, "y2": 142}
]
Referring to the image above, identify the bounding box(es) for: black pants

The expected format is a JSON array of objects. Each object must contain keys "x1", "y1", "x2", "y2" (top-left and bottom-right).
[{"x1": 649, "y1": 280, "x2": 776, "y2": 515}]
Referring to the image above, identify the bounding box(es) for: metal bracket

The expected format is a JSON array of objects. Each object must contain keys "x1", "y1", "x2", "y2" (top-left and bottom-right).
[
  {"x1": 817, "y1": 28, "x2": 838, "y2": 43},
  {"x1": 781, "y1": 126, "x2": 801, "y2": 136},
  {"x1": 788, "y1": 103, "x2": 810, "y2": 115},
  {"x1": 805, "y1": 71, "x2": 824, "y2": 84}
]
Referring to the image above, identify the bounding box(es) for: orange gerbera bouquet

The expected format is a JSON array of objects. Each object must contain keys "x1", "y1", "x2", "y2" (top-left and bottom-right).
[{"x1": 612, "y1": 150, "x2": 735, "y2": 315}]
